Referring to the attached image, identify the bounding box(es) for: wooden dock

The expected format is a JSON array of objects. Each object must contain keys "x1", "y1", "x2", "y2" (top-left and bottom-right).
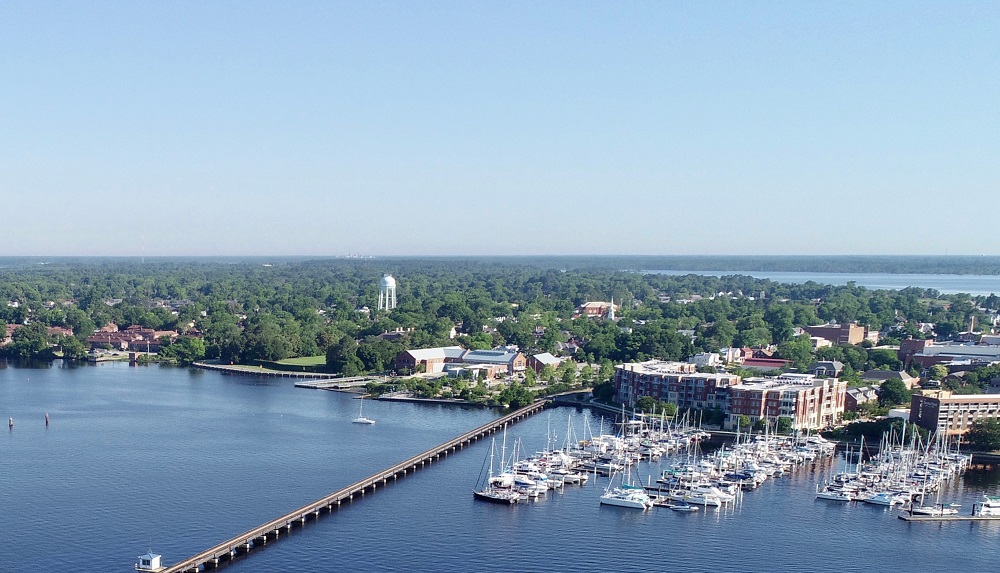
[
  {"x1": 193, "y1": 361, "x2": 343, "y2": 380},
  {"x1": 293, "y1": 376, "x2": 378, "y2": 390},
  {"x1": 898, "y1": 513, "x2": 1000, "y2": 522},
  {"x1": 156, "y1": 399, "x2": 548, "y2": 573}
]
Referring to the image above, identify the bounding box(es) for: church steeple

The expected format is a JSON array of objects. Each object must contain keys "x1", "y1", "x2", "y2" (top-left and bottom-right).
[{"x1": 609, "y1": 297, "x2": 616, "y2": 321}]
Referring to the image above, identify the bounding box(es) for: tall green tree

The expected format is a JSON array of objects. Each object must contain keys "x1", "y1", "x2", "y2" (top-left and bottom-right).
[
  {"x1": 928, "y1": 364, "x2": 949, "y2": 382},
  {"x1": 878, "y1": 377, "x2": 912, "y2": 407},
  {"x1": 57, "y1": 334, "x2": 88, "y2": 360},
  {"x1": 356, "y1": 337, "x2": 399, "y2": 372},
  {"x1": 966, "y1": 418, "x2": 1000, "y2": 451},
  {"x1": 867, "y1": 348, "x2": 902, "y2": 371},
  {"x1": 326, "y1": 337, "x2": 364, "y2": 376},
  {"x1": 497, "y1": 382, "x2": 534, "y2": 408},
  {"x1": 7, "y1": 322, "x2": 52, "y2": 359},
  {"x1": 776, "y1": 335, "x2": 814, "y2": 371},
  {"x1": 160, "y1": 337, "x2": 207, "y2": 364}
]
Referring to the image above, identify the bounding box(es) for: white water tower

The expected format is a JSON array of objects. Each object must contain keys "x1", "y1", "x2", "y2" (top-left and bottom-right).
[{"x1": 378, "y1": 274, "x2": 397, "y2": 310}]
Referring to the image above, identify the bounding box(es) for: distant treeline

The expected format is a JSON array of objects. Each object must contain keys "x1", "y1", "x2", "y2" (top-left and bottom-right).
[
  {"x1": 601, "y1": 255, "x2": 1000, "y2": 275},
  {"x1": 0, "y1": 258, "x2": 997, "y2": 372},
  {"x1": 3, "y1": 255, "x2": 1000, "y2": 275}
]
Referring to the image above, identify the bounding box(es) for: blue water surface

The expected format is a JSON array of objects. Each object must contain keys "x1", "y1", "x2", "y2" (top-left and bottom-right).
[{"x1": 1, "y1": 361, "x2": 998, "y2": 573}]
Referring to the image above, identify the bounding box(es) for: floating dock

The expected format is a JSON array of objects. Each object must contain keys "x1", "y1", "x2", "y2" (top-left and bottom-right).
[
  {"x1": 156, "y1": 399, "x2": 548, "y2": 573},
  {"x1": 293, "y1": 376, "x2": 378, "y2": 390},
  {"x1": 898, "y1": 513, "x2": 1000, "y2": 522}
]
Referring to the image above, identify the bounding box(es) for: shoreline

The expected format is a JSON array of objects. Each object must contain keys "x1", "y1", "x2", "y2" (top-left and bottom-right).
[{"x1": 375, "y1": 395, "x2": 491, "y2": 407}]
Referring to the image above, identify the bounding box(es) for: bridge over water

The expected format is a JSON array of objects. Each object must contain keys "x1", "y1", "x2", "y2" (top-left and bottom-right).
[{"x1": 156, "y1": 399, "x2": 548, "y2": 573}]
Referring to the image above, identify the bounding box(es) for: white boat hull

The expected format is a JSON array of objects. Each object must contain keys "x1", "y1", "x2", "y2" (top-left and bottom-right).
[{"x1": 600, "y1": 495, "x2": 652, "y2": 509}]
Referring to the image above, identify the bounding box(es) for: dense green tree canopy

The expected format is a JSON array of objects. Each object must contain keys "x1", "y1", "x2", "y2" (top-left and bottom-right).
[
  {"x1": 966, "y1": 418, "x2": 1000, "y2": 451},
  {"x1": 0, "y1": 257, "x2": 995, "y2": 374},
  {"x1": 8, "y1": 322, "x2": 52, "y2": 359},
  {"x1": 878, "y1": 378, "x2": 912, "y2": 407}
]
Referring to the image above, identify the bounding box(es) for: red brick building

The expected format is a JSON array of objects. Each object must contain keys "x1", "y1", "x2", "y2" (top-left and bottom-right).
[
  {"x1": 614, "y1": 360, "x2": 740, "y2": 411},
  {"x1": 726, "y1": 374, "x2": 846, "y2": 431}
]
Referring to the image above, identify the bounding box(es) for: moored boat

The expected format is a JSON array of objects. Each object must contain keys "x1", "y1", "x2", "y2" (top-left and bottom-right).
[
  {"x1": 815, "y1": 488, "x2": 853, "y2": 502},
  {"x1": 474, "y1": 438, "x2": 519, "y2": 505},
  {"x1": 909, "y1": 503, "x2": 960, "y2": 516},
  {"x1": 667, "y1": 501, "x2": 699, "y2": 512},
  {"x1": 974, "y1": 495, "x2": 1000, "y2": 516},
  {"x1": 601, "y1": 483, "x2": 653, "y2": 510},
  {"x1": 601, "y1": 461, "x2": 653, "y2": 510}
]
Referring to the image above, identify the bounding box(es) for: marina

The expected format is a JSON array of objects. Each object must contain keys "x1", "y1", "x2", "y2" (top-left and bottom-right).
[{"x1": 3, "y1": 362, "x2": 1000, "y2": 573}]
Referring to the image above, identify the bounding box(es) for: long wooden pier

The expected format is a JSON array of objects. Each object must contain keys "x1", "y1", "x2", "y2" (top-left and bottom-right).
[
  {"x1": 293, "y1": 376, "x2": 380, "y2": 390},
  {"x1": 157, "y1": 399, "x2": 548, "y2": 573},
  {"x1": 193, "y1": 361, "x2": 344, "y2": 380}
]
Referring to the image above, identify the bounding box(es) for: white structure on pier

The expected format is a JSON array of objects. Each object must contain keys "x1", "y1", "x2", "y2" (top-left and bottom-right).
[
  {"x1": 135, "y1": 552, "x2": 164, "y2": 572},
  {"x1": 378, "y1": 274, "x2": 397, "y2": 311}
]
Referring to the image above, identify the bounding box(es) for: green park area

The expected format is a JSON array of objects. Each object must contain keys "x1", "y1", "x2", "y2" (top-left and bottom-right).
[{"x1": 276, "y1": 355, "x2": 327, "y2": 367}]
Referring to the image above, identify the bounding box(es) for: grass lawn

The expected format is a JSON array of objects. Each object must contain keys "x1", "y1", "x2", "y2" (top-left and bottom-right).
[{"x1": 276, "y1": 355, "x2": 327, "y2": 367}]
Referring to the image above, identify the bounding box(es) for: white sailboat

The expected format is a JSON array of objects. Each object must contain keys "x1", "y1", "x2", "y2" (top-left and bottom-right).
[
  {"x1": 474, "y1": 437, "x2": 519, "y2": 504},
  {"x1": 600, "y1": 459, "x2": 653, "y2": 510},
  {"x1": 353, "y1": 394, "x2": 376, "y2": 424}
]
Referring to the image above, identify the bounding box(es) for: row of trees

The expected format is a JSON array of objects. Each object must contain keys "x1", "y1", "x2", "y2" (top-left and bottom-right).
[{"x1": 1, "y1": 259, "x2": 995, "y2": 379}]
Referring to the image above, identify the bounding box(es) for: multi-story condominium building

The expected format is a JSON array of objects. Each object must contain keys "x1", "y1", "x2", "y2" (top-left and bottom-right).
[
  {"x1": 614, "y1": 360, "x2": 741, "y2": 411},
  {"x1": 725, "y1": 374, "x2": 846, "y2": 431},
  {"x1": 909, "y1": 391, "x2": 1000, "y2": 435}
]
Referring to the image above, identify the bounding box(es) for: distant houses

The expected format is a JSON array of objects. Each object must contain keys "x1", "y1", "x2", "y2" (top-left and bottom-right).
[
  {"x1": 845, "y1": 386, "x2": 879, "y2": 412},
  {"x1": 87, "y1": 325, "x2": 179, "y2": 352},
  {"x1": 808, "y1": 361, "x2": 844, "y2": 377}
]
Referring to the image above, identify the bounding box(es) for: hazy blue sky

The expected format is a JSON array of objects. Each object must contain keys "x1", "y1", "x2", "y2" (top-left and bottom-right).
[{"x1": 2, "y1": 2, "x2": 997, "y2": 257}]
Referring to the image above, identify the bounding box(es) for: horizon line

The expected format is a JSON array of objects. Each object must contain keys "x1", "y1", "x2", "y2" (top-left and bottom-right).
[{"x1": 1, "y1": 253, "x2": 999, "y2": 259}]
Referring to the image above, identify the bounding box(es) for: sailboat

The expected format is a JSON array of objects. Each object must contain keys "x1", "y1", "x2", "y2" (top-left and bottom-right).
[
  {"x1": 908, "y1": 476, "x2": 960, "y2": 516},
  {"x1": 600, "y1": 458, "x2": 653, "y2": 510},
  {"x1": 353, "y1": 394, "x2": 376, "y2": 425},
  {"x1": 474, "y1": 437, "x2": 519, "y2": 504}
]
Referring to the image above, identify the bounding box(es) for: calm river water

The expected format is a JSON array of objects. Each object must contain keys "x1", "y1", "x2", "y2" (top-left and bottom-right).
[
  {"x1": 647, "y1": 270, "x2": 1000, "y2": 296},
  {"x1": 2, "y1": 361, "x2": 999, "y2": 572}
]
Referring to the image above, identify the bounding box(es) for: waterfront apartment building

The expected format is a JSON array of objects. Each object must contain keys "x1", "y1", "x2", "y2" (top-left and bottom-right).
[
  {"x1": 909, "y1": 391, "x2": 1000, "y2": 435},
  {"x1": 725, "y1": 374, "x2": 847, "y2": 431},
  {"x1": 614, "y1": 360, "x2": 741, "y2": 411}
]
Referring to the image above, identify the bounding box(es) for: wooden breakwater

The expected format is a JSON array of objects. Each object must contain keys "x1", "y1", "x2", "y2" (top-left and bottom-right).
[{"x1": 156, "y1": 399, "x2": 548, "y2": 573}]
